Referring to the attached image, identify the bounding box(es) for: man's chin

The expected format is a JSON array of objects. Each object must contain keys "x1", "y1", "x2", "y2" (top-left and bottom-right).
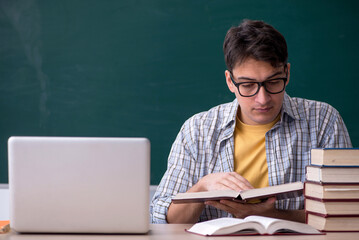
[{"x1": 251, "y1": 115, "x2": 278, "y2": 125}]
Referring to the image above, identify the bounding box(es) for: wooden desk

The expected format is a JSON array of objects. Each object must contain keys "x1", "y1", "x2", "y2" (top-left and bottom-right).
[{"x1": 1, "y1": 224, "x2": 358, "y2": 240}]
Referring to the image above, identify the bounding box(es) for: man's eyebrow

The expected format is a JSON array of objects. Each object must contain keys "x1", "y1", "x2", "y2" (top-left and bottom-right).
[
  {"x1": 266, "y1": 71, "x2": 284, "y2": 80},
  {"x1": 237, "y1": 76, "x2": 256, "y2": 81},
  {"x1": 236, "y1": 71, "x2": 284, "y2": 81}
]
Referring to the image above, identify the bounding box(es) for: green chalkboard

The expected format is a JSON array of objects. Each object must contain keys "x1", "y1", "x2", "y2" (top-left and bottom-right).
[{"x1": 1, "y1": 0, "x2": 358, "y2": 184}]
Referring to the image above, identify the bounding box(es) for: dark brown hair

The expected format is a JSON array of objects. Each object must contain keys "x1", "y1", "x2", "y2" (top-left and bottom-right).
[{"x1": 223, "y1": 19, "x2": 288, "y2": 71}]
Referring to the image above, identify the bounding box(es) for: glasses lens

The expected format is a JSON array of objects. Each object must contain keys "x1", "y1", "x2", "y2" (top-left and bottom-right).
[
  {"x1": 238, "y1": 83, "x2": 259, "y2": 96},
  {"x1": 265, "y1": 79, "x2": 285, "y2": 94}
]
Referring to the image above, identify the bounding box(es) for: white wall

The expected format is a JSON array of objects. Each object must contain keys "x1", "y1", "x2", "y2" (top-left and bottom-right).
[{"x1": 0, "y1": 184, "x2": 9, "y2": 220}]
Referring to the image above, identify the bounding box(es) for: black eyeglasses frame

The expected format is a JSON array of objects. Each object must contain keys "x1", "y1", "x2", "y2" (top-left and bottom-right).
[{"x1": 229, "y1": 72, "x2": 288, "y2": 97}]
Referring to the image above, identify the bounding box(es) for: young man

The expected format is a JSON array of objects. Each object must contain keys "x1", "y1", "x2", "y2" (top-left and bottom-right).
[{"x1": 150, "y1": 20, "x2": 352, "y2": 224}]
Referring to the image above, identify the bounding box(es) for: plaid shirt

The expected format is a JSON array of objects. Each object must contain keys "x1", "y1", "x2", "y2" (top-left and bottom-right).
[{"x1": 150, "y1": 93, "x2": 352, "y2": 223}]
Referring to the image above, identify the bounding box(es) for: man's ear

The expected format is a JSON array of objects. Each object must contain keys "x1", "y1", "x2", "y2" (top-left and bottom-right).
[
  {"x1": 285, "y1": 63, "x2": 291, "y2": 86},
  {"x1": 225, "y1": 70, "x2": 236, "y2": 93}
]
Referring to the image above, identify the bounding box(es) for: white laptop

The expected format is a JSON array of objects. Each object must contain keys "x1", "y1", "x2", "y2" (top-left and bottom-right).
[{"x1": 8, "y1": 136, "x2": 150, "y2": 234}]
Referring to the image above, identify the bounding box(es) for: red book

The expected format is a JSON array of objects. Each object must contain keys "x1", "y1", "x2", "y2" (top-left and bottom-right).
[
  {"x1": 306, "y1": 211, "x2": 359, "y2": 232},
  {"x1": 305, "y1": 196, "x2": 359, "y2": 215}
]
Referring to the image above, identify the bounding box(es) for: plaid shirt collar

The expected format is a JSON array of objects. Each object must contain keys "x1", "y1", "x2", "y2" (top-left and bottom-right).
[{"x1": 221, "y1": 92, "x2": 302, "y2": 132}]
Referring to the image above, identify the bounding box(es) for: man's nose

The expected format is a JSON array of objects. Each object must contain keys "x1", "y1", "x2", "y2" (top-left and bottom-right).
[{"x1": 255, "y1": 85, "x2": 271, "y2": 105}]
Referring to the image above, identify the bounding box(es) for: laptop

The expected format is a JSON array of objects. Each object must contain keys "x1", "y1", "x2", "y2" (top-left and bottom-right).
[{"x1": 8, "y1": 136, "x2": 150, "y2": 234}]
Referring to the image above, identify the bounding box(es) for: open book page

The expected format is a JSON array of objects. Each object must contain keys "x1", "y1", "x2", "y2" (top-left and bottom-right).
[
  {"x1": 187, "y1": 216, "x2": 321, "y2": 236},
  {"x1": 244, "y1": 216, "x2": 320, "y2": 234},
  {"x1": 239, "y1": 181, "x2": 303, "y2": 200},
  {"x1": 186, "y1": 217, "x2": 266, "y2": 235}
]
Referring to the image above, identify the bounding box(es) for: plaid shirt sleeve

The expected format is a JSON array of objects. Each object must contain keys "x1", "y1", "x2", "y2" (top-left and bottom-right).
[
  {"x1": 149, "y1": 120, "x2": 197, "y2": 223},
  {"x1": 150, "y1": 101, "x2": 238, "y2": 223}
]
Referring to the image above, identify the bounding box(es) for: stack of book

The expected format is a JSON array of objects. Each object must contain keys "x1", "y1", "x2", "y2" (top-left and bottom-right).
[{"x1": 305, "y1": 148, "x2": 359, "y2": 231}]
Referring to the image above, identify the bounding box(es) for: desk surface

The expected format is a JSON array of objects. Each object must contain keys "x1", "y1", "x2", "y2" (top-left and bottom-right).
[{"x1": 1, "y1": 224, "x2": 359, "y2": 240}]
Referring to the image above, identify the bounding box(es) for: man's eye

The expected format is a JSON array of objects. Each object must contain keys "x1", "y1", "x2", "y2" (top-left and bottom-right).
[
  {"x1": 267, "y1": 80, "x2": 281, "y2": 85},
  {"x1": 240, "y1": 83, "x2": 256, "y2": 88}
]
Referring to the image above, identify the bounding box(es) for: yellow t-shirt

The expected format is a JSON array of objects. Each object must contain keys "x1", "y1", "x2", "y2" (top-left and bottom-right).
[{"x1": 233, "y1": 114, "x2": 280, "y2": 189}]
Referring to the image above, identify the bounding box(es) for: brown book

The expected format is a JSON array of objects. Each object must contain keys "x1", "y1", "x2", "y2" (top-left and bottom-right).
[
  {"x1": 172, "y1": 182, "x2": 303, "y2": 203},
  {"x1": 304, "y1": 181, "x2": 359, "y2": 199},
  {"x1": 311, "y1": 148, "x2": 359, "y2": 166},
  {"x1": 305, "y1": 197, "x2": 359, "y2": 215},
  {"x1": 306, "y1": 165, "x2": 359, "y2": 183},
  {"x1": 306, "y1": 211, "x2": 359, "y2": 232}
]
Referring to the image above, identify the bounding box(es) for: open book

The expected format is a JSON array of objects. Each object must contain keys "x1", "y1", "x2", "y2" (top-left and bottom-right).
[
  {"x1": 186, "y1": 216, "x2": 321, "y2": 236},
  {"x1": 172, "y1": 182, "x2": 303, "y2": 203}
]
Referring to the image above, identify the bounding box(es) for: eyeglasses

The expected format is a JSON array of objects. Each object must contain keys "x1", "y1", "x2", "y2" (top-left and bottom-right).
[{"x1": 229, "y1": 72, "x2": 288, "y2": 97}]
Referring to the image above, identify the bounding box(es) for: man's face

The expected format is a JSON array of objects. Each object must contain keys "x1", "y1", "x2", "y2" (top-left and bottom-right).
[{"x1": 225, "y1": 58, "x2": 290, "y2": 125}]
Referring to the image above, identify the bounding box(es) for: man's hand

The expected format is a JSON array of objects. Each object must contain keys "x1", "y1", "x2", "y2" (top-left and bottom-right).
[
  {"x1": 205, "y1": 197, "x2": 276, "y2": 218},
  {"x1": 166, "y1": 172, "x2": 252, "y2": 223},
  {"x1": 194, "y1": 172, "x2": 254, "y2": 192},
  {"x1": 204, "y1": 198, "x2": 305, "y2": 222}
]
